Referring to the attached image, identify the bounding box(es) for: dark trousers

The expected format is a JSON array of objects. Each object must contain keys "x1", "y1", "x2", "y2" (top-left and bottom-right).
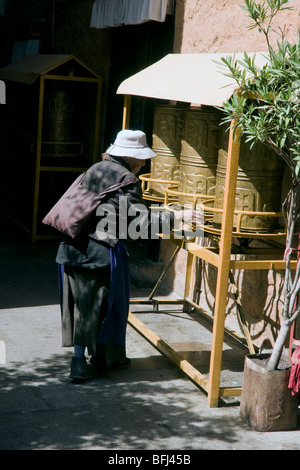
[{"x1": 61, "y1": 265, "x2": 127, "y2": 364}]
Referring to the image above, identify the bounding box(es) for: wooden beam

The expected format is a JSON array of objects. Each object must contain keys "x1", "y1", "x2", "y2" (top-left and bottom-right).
[
  {"x1": 184, "y1": 251, "x2": 196, "y2": 300},
  {"x1": 44, "y1": 74, "x2": 99, "y2": 83},
  {"x1": 230, "y1": 259, "x2": 297, "y2": 270},
  {"x1": 187, "y1": 245, "x2": 220, "y2": 267},
  {"x1": 93, "y1": 80, "x2": 102, "y2": 164},
  {"x1": 207, "y1": 121, "x2": 242, "y2": 407},
  {"x1": 122, "y1": 95, "x2": 131, "y2": 129},
  {"x1": 219, "y1": 387, "x2": 242, "y2": 397},
  {"x1": 31, "y1": 75, "x2": 45, "y2": 244},
  {"x1": 128, "y1": 312, "x2": 209, "y2": 392}
]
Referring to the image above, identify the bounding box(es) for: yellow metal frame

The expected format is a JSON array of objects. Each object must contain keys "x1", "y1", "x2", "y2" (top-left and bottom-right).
[
  {"x1": 139, "y1": 173, "x2": 179, "y2": 203},
  {"x1": 164, "y1": 186, "x2": 286, "y2": 240},
  {"x1": 122, "y1": 94, "x2": 295, "y2": 407}
]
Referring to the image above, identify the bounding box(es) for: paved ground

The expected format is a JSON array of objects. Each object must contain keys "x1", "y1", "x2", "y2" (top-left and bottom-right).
[{"x1": 0, "y1": 219, "x2": 299, "y2": 451}]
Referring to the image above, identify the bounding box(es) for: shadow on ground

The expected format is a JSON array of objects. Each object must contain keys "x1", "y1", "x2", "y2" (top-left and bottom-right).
[{"x1": 0, "y1": 351, "x2": 249, "y2": 450}]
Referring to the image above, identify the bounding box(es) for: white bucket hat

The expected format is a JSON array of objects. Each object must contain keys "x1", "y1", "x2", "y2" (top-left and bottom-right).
[{"x1": 106, "y1": 130, "x2": 156, "y2": 160}]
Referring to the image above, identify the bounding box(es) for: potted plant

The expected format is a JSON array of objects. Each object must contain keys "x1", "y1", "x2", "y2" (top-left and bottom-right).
[{"x1": 219, "y1": 0, "x2": 300, "y2": 431}]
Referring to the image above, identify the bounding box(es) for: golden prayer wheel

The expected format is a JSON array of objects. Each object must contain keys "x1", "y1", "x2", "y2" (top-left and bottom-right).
[
  {"x1": 213, "y1": 126, "x2": 284, "y2": 232},
  {"x1": 150, "y1": 104, "x2": 185, "y2": 197},
  {"x1": 177, "y1": 106, "x2": 222, "y2": 207},
  {"x1": 43, "y1": 90, "x2": 76, "y2": 145}
]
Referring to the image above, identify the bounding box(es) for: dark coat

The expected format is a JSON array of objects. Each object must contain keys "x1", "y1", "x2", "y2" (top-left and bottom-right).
[
  {"x1": 56, "y1": 155, "x2": 141, "y2": 268},
  {"x1": 56, "y1": 155, "x2": 174, "y2": 268}
]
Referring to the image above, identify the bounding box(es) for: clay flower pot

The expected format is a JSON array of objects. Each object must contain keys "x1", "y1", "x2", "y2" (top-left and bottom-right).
[{"x1": 240, "y1": 354, "x2": 299, "y2": 432}]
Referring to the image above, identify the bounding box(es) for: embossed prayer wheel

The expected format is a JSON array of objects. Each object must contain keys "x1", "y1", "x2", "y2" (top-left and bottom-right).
[
  {"x1": 213, "y1": 126, "x2": 284, "y2": 232},
  {"x1": 150, "y1": 104, "x2": 185, "y2": 197},
  {"x1": 43, "y1": 90, "x2": 76, "y2": 144},
  {"x1": 178, "y1": 106, "x2": 222, "y2": 207}
]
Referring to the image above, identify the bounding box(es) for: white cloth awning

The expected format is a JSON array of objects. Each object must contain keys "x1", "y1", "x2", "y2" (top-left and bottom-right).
[
  {"x1": 90, "y1": 0, "x2": 174, "y2": 29},
  {"x1": 11, "y1": 39, "x2": 40, "y2": 63},
  {"x1": 117, "y1": 52, "x2": 269, "y2": 106}
]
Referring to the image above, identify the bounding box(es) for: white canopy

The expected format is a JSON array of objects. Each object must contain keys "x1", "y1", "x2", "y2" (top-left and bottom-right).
[
  {"x1": 90, "y1": 0, "x2": 174, "y2": 29},
  {"x1": 117, "y1": 52, "x2": 269, "y2": 106}
]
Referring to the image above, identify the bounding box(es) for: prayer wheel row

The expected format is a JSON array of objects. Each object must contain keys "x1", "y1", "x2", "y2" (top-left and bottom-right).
[{"x1": 150, "y1": 104, "x2": 284, "y2": 233}]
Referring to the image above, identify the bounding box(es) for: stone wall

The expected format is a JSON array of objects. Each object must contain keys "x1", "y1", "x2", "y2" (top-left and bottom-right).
[{"x1": 174, "y1": 0, "x2": 300, "y2": 53}]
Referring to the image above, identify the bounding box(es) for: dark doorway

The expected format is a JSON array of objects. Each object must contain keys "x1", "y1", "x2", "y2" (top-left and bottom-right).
[
  {"x1": 104, "y1": 14, "x2": 175, "y2": 150},
  {"x1": 104, "y1": 16, "x2": 175, "y2": 273}
]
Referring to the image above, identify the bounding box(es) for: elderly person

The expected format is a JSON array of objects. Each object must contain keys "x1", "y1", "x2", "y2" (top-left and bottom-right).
[{"x1": 56, "y1": 129, "x2": 200, "y2": 381}]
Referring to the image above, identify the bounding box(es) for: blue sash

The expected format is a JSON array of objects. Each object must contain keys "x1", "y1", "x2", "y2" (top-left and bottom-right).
[
  {"x1": 97, "y1": 240, "x2": 129, "y2": 346},
  {"x1": 58, "y1": 240, "x2": 129, "y2": 347}
]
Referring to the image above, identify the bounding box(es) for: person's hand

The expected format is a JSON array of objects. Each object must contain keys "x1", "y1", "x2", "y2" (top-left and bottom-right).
[{"x1": 174, "y1": 209, "x2": 203, "y2": 226}]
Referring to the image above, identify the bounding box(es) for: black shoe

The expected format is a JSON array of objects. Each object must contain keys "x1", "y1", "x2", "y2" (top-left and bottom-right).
[
  {"x1": 90, "y1": 356, "x2": 131, "y2": 372},
  {"x1": 108, "y1": 358, "x2": 131, "y2": 370},
  {"x1": 69, "y1": 356, "x2": 98, "y2": 381},
  {"x1": 90, "y1": 355, "x2": 107, "y2": 374}
]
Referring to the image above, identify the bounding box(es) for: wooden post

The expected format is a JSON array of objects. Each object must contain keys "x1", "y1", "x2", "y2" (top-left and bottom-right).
[
  {"x1": 122, "y1": 95, "x2": 131, "y2": 129},
  {"x1": 207, "y1": 121, "x2": 241, "y2": 407},
  {"x1": 31, "y1": 75, "x2": 45, "y2": 243},
  {"x1": 184, "y1": 252, "x2": 196, "y2": 301},
  {"x1": 93, "y1": 79, "x2": 102, "y2": 163}
]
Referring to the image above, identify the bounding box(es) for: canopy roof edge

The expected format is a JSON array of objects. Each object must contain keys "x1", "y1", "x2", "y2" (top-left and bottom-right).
[{"x1": 117, "y1": 52, "x2": 269, "y2": 106}]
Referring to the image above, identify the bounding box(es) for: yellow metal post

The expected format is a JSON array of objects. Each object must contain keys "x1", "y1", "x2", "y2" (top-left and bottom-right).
[
  {"x1": 122, "y1": 95, "x2": 131, "y2": 129},
  {"x1": 32, "y1": 75, "x2": 45, "y2": 243},
  {"x1": 207, "y1": 121, "x2": 241, "y2": 407},
  {"x1": 93, "y1": 79, "x2": 103, "y2": 163},
  {"x1": 184, "y1": 252, "x2": 196, "y2": 301}
]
